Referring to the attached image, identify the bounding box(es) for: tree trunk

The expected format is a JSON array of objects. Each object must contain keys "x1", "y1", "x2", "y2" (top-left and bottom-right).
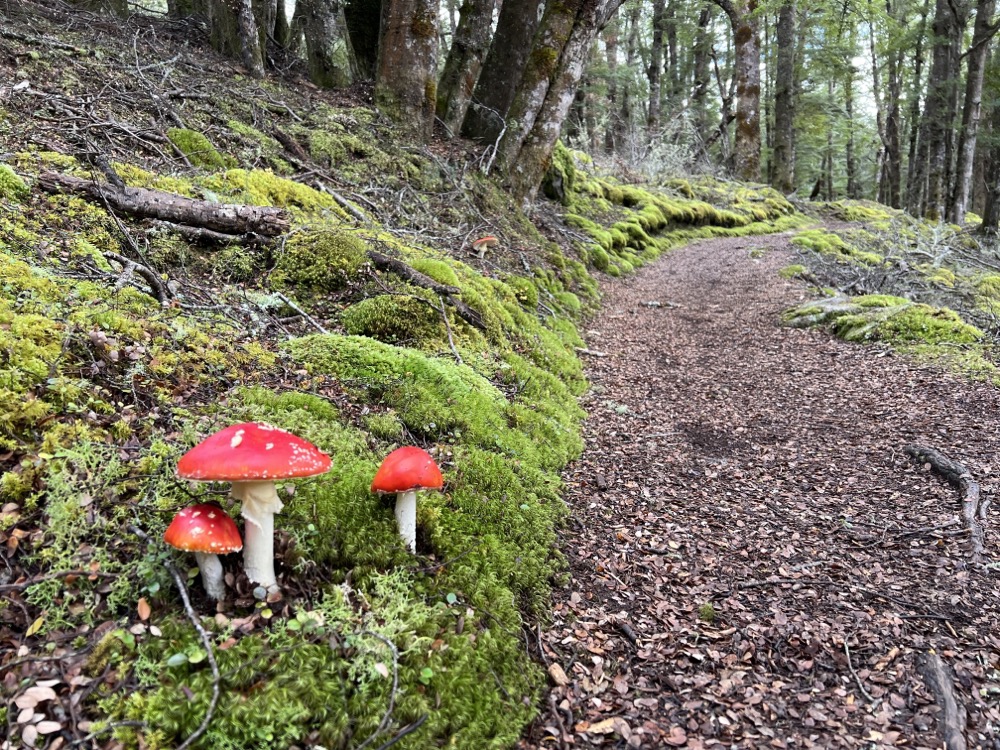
[
  {"x1": 920, "y1": 0, "x2": 968, "y2": 220},
  {"x1": 647, "y1": 0, "x2": 665, "y2": 131},
  {"x1": 238, "y1": 0, "x2": 265, "y2": 78},
  {"x1": 505, "y1": 0, "x2": 628, "y2": 204},
  {"x1": 343, "y1": 0, "x2": 382, "y2": 78},
  {"x1": 772, "y1": 0, "x2": 796, "y2": 194},
  {"x1": 691, "y1": 7, "x2": 713, "y2": 135},
  {"x1": 618, "y1": 2, "x2": 640, "y2": 152},
  {"x1": 876, "y1": 1, "x2": 905, "y2": 208},
  {"x1": 436, "y1": 0, "x2": 500, "y2": 135},
  {"x1": 904, "y1": 0, "x2": 932, "y2": 214},
  {"x1": 299, "y1": 0, "x2": 357, "y2": 88},
  {"x1": 665, "y1": 0, "x2": 680, "y2": 101},
  {"x1": 714, "y1": 0, "x2": 761, "y2": 181},
  {"x1": 981, "y1": 95, "x2": 1000, "y2": 232},
  {"x1": 374, "y1": 0, "x2": 440, "y2": 140},
  {"x1": 461, "y1": 0, "x2": 545, "y2": 142},
  {"x1": 949, "y1": 0, "x2": 996, "y2": 223},
  {"x1": 604, "y1": 16, "x2": 620, "y2": 153},
  {"x1": 498, "y1": 0, "x2": 589, "y2": 171},
  {"x1": 845, "y1": 62, "x2": 859, "y2": 198}
]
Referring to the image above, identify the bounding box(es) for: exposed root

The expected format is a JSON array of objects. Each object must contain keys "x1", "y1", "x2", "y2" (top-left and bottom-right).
[{"x1": 917, "y1": 651, "x2": 968, "y2": 750}]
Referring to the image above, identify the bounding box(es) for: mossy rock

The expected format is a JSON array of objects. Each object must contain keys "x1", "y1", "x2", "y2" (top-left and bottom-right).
[
  {"x1": 542, "y1": 140, "x2": 577, "y2": 206},
  {"x1": 410, "y1": 257, "x2": 459, "y2": 287},
  {"x1": 166, "y1": 128, "x2": 232, "y2": 170},
  {"x1": 0, "y1": 164, "x2": 29, "y2": 202},
  {"x1": 340, "y1": 294, "x2": 444, "y2": 346},
  {"x1": 272, "y1": 229, "x2": 368, "y2": 291}
]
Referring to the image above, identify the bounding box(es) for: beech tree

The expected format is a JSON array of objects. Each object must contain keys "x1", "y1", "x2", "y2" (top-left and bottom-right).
[
  {"x1": 712, "y1": 0, "x2": 761, "y2": 181},
  {"x1": 374, "y1": 0, "x2": 440, "y2": 140}
]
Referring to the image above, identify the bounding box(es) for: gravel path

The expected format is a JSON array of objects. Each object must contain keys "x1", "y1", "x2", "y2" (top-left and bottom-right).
[{"x1": 522, "y1": 234, "x2": 1000, "y2": 750}]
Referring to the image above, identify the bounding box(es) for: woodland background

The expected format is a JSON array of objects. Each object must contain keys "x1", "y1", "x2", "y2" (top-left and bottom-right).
[{"x1": 116, "y1": 0, "x2": 1000, "y2": 229}]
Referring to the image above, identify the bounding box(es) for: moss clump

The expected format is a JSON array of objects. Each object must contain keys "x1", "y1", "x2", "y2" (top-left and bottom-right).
[
  {"x1": 272, "y1": 229, "x2": 368, "y2": 290},
  {"x1": 166, "y1": 128, "x2": 231, "y2": 170},
  {"x1": 0, "y1": 164, "x2": 29, "y2": 201},
  {"x1": 786, "y1": 294, "x2": 983, "y2": 346},
  {"x1": 542, "y1": 140, "x2": 577, "y2": 206},
  {"x1": 779, "y1": 265, "x2": 809, "y2": 279},
  {"x1": 410, "y1": 257, "x2": 459, "y2": 287},
  {"x1": 791, "y1": 229, "x2": 884, "y2": 266},
  {"x1": 503, "y1": 275, "x2": 539, "y2": 309},
  {"x1": 200, "y1": 169, "x2": 343, "y2": 214},
  {"x1": 341, "y1": 294, "x2": 444, "y2": 346}
]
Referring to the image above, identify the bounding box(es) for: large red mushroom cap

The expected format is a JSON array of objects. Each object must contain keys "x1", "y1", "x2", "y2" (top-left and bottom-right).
[
  {"x1": 163, "y1": 503, "x2": 243, "y2": 554},
  {"x1": 177, "y1": 422, "x2": 331, "y2": 482},
  {"x1": 371, "y1": 446, "x2": 443, "y2": 494}
]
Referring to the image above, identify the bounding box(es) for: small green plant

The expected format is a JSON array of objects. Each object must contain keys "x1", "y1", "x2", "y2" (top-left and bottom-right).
[{"x1": 698, "y1": 602, "x2": 717, "y2": 623}]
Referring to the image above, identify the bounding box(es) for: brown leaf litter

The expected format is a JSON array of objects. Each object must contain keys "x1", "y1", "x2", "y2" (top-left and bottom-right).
[{"x1": 520, "y1": 234, "x2": 1000, "y2": 750}]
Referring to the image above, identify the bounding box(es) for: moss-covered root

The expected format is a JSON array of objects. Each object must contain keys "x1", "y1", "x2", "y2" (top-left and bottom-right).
[{"x1": 784, "y1": 294, "x2": 983, "y2": 345}]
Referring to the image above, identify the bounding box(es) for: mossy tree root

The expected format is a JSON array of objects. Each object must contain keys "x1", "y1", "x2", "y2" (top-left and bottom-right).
[{"x1": 904, "y1": 444, "x2": 989, "y2": 564}]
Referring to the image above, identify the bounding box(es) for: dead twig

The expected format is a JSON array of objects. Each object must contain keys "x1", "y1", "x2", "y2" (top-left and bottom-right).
[
  {"x1": 353, "y1": 631, "x2": 401, "y2": 750},
  {"x1": 274, "y1": 292, "x2": 328, "y2": 335},
  {"x1": 843, "y1": 638, "x2": 877, "y2": 704}
]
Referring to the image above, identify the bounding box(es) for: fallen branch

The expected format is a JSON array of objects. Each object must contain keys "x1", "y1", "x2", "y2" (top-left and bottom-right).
[
  {"x1": 38, "y1": 171, "x2": 291, "y2": 236},
  {"x1": 918, "y1": 651, "x2": 968, "y2": 750},
  {"x1": 104, "y1": 251, "x2": 168, "y2": 304},
  {"x1": 905, "y1": 444, "x2": 989, "y2": 563},
  {"x1": 367, "y1": 250, "x2": 486, "y2": 331},
  {"x1": 274, "y1": 292, "x2": 328, "y2": 335},
  {"x1": 0, "y1": 569, "x2": 118, "y2": 593},
  {"x1": 150, "y1": 220, "x2": 271, "y2": 247}
]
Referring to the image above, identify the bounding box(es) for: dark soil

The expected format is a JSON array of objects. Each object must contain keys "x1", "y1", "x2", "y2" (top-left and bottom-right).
[{"x1": 520, "y1": 233, "x2": 1000, "y2": 750}]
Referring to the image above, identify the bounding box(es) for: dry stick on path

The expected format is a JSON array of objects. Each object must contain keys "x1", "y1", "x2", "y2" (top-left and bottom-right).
[{"x1": 904, "y1": 444, "x2": 990, "y2": 563}]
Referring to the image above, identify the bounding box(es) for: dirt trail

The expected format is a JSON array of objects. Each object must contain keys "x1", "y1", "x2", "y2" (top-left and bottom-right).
[{"x1": 522, "y1": 234, "x2": 999, "y2": 750}]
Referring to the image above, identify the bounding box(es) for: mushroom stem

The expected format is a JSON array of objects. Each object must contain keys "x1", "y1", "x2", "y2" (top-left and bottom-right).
[
  {"x1": 394, "y1": 489, "x2": 417, "y2": 553},
  {"x1": 193, "y1": 551, "x2": 226, "y2": 600},
  {"x1": 231, "y1": 480, "x2": 283, "y2": 588}
]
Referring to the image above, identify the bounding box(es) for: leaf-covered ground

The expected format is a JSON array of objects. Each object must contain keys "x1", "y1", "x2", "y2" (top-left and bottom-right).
[{"x1": 521, "y1": 233, "x2": 1000, "y2": 749}]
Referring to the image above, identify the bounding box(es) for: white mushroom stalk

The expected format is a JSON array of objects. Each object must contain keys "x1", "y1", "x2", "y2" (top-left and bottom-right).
[
  {"x1": 193, "y1": 551, "x2": 227, "y2": 600},
  {"x1": 230, "y1": 480, "x2": 284, "y2": 589},
  {"x1": 393, "y1": 490, "x2": 418, "y2": 554}
]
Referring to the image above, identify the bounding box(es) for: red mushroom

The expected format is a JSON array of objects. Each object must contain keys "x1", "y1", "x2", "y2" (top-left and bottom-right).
[
  {"x1": 164, "y1": 503, "x2": 243, "y2": 600},
  {"x1": 177, "y1": 422, "x2": 331, "y2": 588},
  {"x1": 371, "y1": 446, "x2": 443, "y2": 553},
  {"x1": 471, "y1": 235, "x2": 499, "y2": 258}
]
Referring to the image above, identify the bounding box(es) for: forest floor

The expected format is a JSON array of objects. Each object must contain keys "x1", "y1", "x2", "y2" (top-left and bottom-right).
[{"x1": 520, "y1": 232, "x2": 1000, "y2": 750}]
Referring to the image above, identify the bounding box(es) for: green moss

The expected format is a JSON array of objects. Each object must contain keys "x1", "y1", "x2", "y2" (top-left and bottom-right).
[
  {"x1": 410, "y1": 258, "x2": 459, "y2": 287},
  {"x1": 791, "y1": 229, "x2": 884, "y2": 266},
  {"x1": 541, "y1": 140, "x2": 577, "y2": 206},
  {"x1": 503, "y1": 275, "x2": 539, "y2": 309},
  {"x1": 200, "y1": 169, "x2": 344, "y2": 215},
  {"x1": 341, "y1": 294, "x2": 444, "y2": 346},
  {"x1": 0, "y1": 164, "x2": 29, "y2": 201},
  {"x1": 272, "y1": 228, "x2": 368, "y2": 290},
  {"x1": 166, "y1": 128, "x2": 232, "y2": 170}
]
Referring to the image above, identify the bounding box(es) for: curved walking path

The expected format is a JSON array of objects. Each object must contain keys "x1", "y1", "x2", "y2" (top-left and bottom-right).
[{"x1": 522, "y1": 234, "x2": 999, "y2": 750}]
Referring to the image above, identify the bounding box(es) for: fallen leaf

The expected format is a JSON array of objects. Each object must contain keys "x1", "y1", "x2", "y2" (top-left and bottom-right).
[
  {"x1": 664, "y1": 725, "x2": 687, "y2": 746},
  {"x1": 137, "y1": 597, "x2": 151, "y2": 621},
  {"x1": 548, "y1": 663, "x2": 570, "y2": 686}
]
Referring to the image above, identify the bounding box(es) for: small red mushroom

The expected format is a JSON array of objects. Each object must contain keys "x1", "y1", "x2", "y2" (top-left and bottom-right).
[
  {"x1": 164, "y1": 503, "x2": 243, "y2": 600},
  {"x1": 177, "y1": 422, "x2": 331, "y2": 589},
  {"x1": 471, "y1": 235, "x2": 499, "y2": 258},
  {"x1": 371, "y1": 446, "x2": 443, "y2": 553}
]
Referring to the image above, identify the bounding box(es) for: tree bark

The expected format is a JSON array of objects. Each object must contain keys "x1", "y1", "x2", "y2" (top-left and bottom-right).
[
  {"x1": 920, "y1": 0, "x2": 969, "y2": 220},
  {"x1": 436, "y1": 0, "x2": 500, "y2": 135},
  {"x1": 497, "y1": 0, "x2": 589, "y2": 172},
  {"x1": 772, "y1": 0, "x2": 796, "y2": 194},
  {"x1": 713, "y1": 0, "x2": 762, "y2": 181},
  {"x1": 647, "y1": 0, "x2": 665, "y2": 131},
  {"x1": 461, "y1": 0, "x2": 545, "y2": 143},
  {"x1": 845, "y1": 59, "x2": 859, "y2": 199},
  {"x1": 904, "y1": 0, "x2": 932, "y2": 214},
  {"x1": 374, "y1": 0, "x2": 440, "y2": 140},
  {"x1": 603, "y1": 15, "x2": 621, "y2": 153},
  {"x1": 299, "y1": 0, "x2": 358, "y2": 88},
  {"x1": 948, "y1": 0, "x2": 996, "y2": 223},
  {"x1": 505, "y1": 0, "x2": 628, "y2": 204},
  {"x1": 343, "y1": 0, "x2": 382, "y2": 78},
  {"x1": 691, "y1": 7, "x2": 713, "y2": 135}
]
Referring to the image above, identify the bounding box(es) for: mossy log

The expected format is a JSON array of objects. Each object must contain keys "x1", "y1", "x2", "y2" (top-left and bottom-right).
[{"x1": 37, "y1": 171, "x2": 291, "y2": 236}]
